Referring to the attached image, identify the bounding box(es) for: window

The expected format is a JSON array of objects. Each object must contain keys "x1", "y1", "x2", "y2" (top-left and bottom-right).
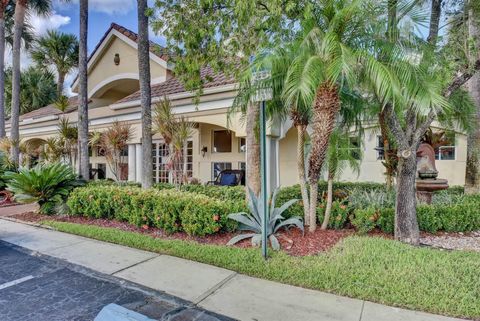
[
  {"x1": 152, "y1": 140, "x2": 193, "y2": 183},
  {"x1": 347, "y1": 136, "x2": 361, "y2": 160},
  {"x1": 238, "y1": 162, "x2": 246, "y2": 171},
  {"x1": 434, "y1": 133, "x2": 455, "y2": 160},
  {"x1": 238, "y1": 137, "x2": 246, "y2": 153},
  {"x1": 96, "y1": 146, "x2": 106, "y2": 157},
  {"x1": 376, "y1": 136, "x2": 385, "y2": 160},
  {"x1": 120, "y1": 146, "x2": 128, "y2": 157},
  {"x1": 212, "y1": 162, "x2": 232, "y2": 180},
  {"x1": 213, "y1": 130, "x2": 232, "y2": 153},
  {"x1": 97, "y1": 163, "x2": 106, "y2": 180}
]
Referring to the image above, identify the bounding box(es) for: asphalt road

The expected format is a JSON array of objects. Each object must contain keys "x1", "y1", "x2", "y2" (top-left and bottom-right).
[{"x1": 0, "y1": 241, "x2": 233, "y2": 321}]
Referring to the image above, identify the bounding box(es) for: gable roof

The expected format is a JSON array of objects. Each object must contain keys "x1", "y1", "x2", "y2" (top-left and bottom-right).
[
  {"x1": 71, "y1": 23, "x2": 170, "y2": 87},
  {"x1": 114, "y1": 66, "x2": 236, "y2": 105}
]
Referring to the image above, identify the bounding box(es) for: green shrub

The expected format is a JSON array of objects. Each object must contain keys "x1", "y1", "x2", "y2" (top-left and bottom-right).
[
  {"x1": 317, "y1": 201, "x2": 350, "y2": 229},
  {"x1": 351, "y1": 207, "x2": 378, "y2": 234},
  {"x1": 154, "y1": 183, "x2": 245, "y2": 202},
  {"x1": 67, "y1": 185, "x2": 246, "y2": 236},
  {"x1": 6, "y1": 163, "x2": 84, "y2": 214},
  {"x1": 376, "y1": 207, "x2": 395, "y2": 234}
]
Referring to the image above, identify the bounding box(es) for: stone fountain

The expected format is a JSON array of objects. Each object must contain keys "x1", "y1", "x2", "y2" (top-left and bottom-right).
[{"x1": 415, "y1": 143, "x2": 449, "y2": 204}]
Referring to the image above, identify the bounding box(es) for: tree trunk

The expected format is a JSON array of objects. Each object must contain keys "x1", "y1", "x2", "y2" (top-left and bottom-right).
[
  {"x1": 246, "y1": 103, "x2": 260, "y2": 196},
  {"x1": 427, "y1": 0, "x2": 442, "y2": 45},
  {"x1": 138, "y1": 0, "x2": 153, "y2": 189},
  {"x1": 296, "y1": 124, "x2": 310, "y2": 224},
  {"x1": 379, "y1": 109, "x2": 394, "y2": 188},
  {"x1": 321, "y1": 175, "x2": 333, "y2": 230},
  {"x1": 0, "y1": 5, "x2": 6, "y2": 138},
  {"x1": 308, "y1": 83, "x2": 340, "y2": 232},
  {"x1": 57, "y1": 72, "x2": 65, "y2": 98},
  {"x1": 78, "y1": 0, "x2": 89, "y2": 180},
  {"x1": 10, "y1": 0, "x2": 26, "y2": 165},
  {"x1": 395, "y1": 151, "x2": 420, "y2": 245},
  {"x1": 465, "y1": 1, "x2": 480, "y2": 194}
]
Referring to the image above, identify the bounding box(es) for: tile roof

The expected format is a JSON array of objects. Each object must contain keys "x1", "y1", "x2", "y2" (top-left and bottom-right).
[
  {"x1": 18, "y1": 97, "x2": 80, "y2": 121},
  {"x1": 114, "y1": 66, "x2": 236, "y2": 104}
]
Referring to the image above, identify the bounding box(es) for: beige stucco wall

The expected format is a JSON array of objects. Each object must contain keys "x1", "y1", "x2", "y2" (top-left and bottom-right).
[
  {"x1": 82, "y1": 36, "x2": 167, "y2": 99},
  {"x1": 277, "y1": 125, "x2": 468, "y2": 187}
]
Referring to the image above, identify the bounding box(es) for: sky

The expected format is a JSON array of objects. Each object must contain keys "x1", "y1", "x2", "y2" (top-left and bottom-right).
[{"x1": 14, "y1": 0, "x2": 166, "y2": 95}]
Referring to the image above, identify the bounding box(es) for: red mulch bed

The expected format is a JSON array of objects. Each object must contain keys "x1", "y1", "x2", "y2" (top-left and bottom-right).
[{"x1": 12, "y1": 212, "x2": 356, "y2": 256}]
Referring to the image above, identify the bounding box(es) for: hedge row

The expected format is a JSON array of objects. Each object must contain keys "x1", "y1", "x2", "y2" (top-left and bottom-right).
[
  {"x1": 154, "y1": 183, "x2": 246, "y2": 202},
  {"x1": 351, "y1": 195, "x2": 480, "y2": 234},
  {"x1": 67, "y1": 185, "x2": 247, "y2": 236}
]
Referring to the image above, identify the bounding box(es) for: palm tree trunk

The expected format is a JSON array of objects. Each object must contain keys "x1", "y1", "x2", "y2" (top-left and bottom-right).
[
  {"x1": 57, "y1": 71, "x2": 65, "y2": 98},
  {"x1": 395, "y1": 152, "x2": 420, "y2": 245},
  {"x1": 321, "y1": 175, "x2": 334, "y2": 230},
  {"x1": 0, "y1": 3, "x2": 7, "y2": 138},
  {"x1": 379, "y1": 109, "x2": 393, "y2": 188},
  {"x1": 465, "y1": 1, "x2": 480, "y2": 194},
  {"x1": 308, "y1": 83, "x2": 340, "y2": 232},
  {"x1": 10, "y1": 0, "x2": 26, "y2": 165},
  {"x1": 427, "y1": 0, "x2": 442, "y2": 45},
  {"x1": 246, "y1": 103, "x2": 260, "y2": 196},
  {"x1": 138, "y1": 0, "x2": 152, "y2": 189},
  {"x1": 296, "y1": 124, "x2": 310, "y2": 224},
  {"x1": 78, "y1": 0, "x2": 89, "y2": 180}
]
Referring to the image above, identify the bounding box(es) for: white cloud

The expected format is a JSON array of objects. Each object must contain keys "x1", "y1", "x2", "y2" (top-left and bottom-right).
[
  {"x1": 29, "y1": 11, "x2": 71, "y2": 36},
  {"x1": 66, "y1": 0, "x2": 136, "y2": 15}
]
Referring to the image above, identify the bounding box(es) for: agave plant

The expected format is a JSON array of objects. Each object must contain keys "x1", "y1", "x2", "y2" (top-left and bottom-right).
[
  {"x1": 5, "y1": 163, "x2": 84, "y2": 214},
  {"x1": 227, "y1": 188, "x2": 303, "y2": 250}
]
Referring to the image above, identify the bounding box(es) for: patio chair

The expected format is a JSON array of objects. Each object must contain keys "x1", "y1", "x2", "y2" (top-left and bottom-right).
[{"x1": 207, "y1": 169, "x2": 245, "y2": 186}]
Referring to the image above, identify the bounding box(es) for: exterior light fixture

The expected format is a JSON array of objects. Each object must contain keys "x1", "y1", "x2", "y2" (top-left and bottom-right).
[
  {"x1": 114, "y1": 53, "x2": 120, "y2": 65},
  {"x1": 201, "y1": 146, "x2": 208, "y2": 158}
]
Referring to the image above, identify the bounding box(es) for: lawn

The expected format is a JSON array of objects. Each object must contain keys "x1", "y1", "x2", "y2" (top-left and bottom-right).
[{"x1": 44, "y1": 220, "x2": 480, "y2": 320}]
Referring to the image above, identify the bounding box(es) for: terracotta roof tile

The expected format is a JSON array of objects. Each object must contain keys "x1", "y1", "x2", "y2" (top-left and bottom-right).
[
  {"x1": 114, "y1": 66, "x2": 236, "y2": 104},
  {"x1": 18, "y1": 97, "x2": 80, "y2": 121}
]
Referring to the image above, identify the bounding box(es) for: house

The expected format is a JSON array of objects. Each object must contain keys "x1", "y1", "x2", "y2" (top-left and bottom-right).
[{"x1": 6, "y1": 23, "x2": 468, "y2": 188}]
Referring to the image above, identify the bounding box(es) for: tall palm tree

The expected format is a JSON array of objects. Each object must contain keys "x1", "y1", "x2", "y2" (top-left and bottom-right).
[
  {"x1": 30, "y1": 29, "x2": 79, "y2": 97},
  {"x1": 77, "y1": 0, "x2": 89, "y2": 180},
  {"x1": 10, "y1": 0, "x2": 51, "y2": 165},
  {"x1": 137, "y1": 0, "x2": 152, "y2": 188},
  {"x1": 0, "y1": 0, "x2": 33, "y2": 138}
]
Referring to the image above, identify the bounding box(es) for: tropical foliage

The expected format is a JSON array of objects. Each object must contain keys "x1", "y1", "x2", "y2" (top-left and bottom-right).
[
  {"x1": 4, "y1": 66, "x2": 57, "y2": 114},
  {"x1": 5, "y1": 163, "x2": 83, "y2": 214},
  {"x1": 227, "y1": 188, "x2": 303, "y2": 250}
]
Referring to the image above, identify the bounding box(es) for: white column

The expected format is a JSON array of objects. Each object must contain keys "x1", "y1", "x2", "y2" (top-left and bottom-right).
[
  {"x1": 128, "y1": 144, "x2": 136, "y2": 182},
  {"x1": 135, "y1": 144, "x2": 143, "y2": 184}
]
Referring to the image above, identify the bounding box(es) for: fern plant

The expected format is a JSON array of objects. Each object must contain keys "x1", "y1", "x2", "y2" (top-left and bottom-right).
[
  {"x1": 227, "y1": 188, "x2": 303, "y2": 250},
  {"x1": 5, "y1": 163, "x2": 84, "y2": 214}
]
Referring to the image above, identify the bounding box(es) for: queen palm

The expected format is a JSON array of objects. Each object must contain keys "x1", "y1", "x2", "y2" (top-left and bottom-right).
[
  {"x1": 137, "y1": 0, "x2": 153, "y2": 188},
  {"x1": 10, "y1": 0, "x2": 52, "y2": 165},
  {"x1": 30, "y1": 29, "x2": 79, "y2": 97},
  {"x1": 77, "y1": 0, "x2": 88, "y2": 180},
  {"x1": 0, "y1": 0, "x2": 33, "y2": 138}
]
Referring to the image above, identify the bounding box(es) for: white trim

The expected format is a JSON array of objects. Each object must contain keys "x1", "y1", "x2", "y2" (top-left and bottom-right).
[
  {"x1": 89, "y1": 112, "x2": 141, "y2": 126},
  {"x1": 19, "y1": 125, "x2": 58, "y2": 135},
  {"x1": 72, "y1": 28, "x2": 170, "y2": 89},
  {"x1": 20, "y1": 115, "x2": 58, "y2": 125},
  {"x1": 109, "y1": 83, "x2": 237, "y2": 110}
]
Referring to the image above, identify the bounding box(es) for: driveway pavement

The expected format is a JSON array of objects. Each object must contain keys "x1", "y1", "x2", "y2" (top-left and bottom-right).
[{"x1": 0, "y1": 241, "x2": 232, "y2": 321}]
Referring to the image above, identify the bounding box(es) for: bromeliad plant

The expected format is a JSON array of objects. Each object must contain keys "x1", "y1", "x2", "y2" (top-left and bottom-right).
[
  {"x1": 227, "y1": 188, "x2": 304, "y2": 250},
  {"x1": 5, "y1": 163, "x2": 84, "y2": 214}
]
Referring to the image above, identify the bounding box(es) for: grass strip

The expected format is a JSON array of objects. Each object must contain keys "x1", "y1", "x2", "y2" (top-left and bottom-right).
[{"x1": 43, "y1": 220, "x2": 480, "y2": 319}]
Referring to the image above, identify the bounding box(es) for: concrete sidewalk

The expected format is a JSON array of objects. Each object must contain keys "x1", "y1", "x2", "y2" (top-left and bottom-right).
[{"x1": 0, "y1": 218, "x2": 468, "y2": 321}]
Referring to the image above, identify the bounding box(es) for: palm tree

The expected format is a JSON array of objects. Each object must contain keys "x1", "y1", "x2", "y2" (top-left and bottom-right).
[
  {"x1": 280, "y1": 1, "x2": 374, "y2": 231},
  {"x1": 137, "y1": 0, "x2": 152, "y2": 188},
  {"x1": 30, "y1": 29, "x2": 79, "y2": 97},
  {"x1": 321, "y1": 129, "x2": 361, "y2": 229},
  {"x1": 77, "y1": 0, "x2": 89, "y2": 180},
  {"x1": 0, "y1": 0, "x2": 34, "y2": 138},
  {"x1": 4, "y1": 66, "x2": 57, "y2": 114},
  {"x1": 10, "y1": 0, "x2": 51, "y2": 165}
]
